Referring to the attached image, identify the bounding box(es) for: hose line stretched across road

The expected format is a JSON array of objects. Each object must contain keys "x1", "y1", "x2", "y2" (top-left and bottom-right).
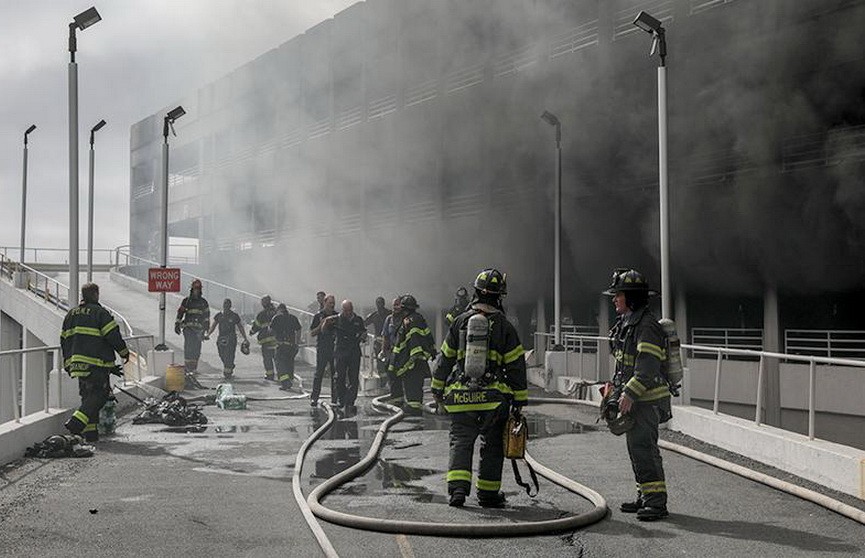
[{"x1": 305, "y1": 395, "x2": 609, "y2": 538}]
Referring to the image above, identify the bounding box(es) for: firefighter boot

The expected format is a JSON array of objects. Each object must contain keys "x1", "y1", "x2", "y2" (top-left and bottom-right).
[
  {"x1": 223, "y1": 368, "x2": 234, "y2": 380},
  {"x1": 478, "y1": 491, "x2": 507, "y2": 509},
  {"x1": 637, "y1": 506, "x2": 669, "y2": 521},
  {"x1": 620, "y1": 496, "x2": 644, "y2": 513},
  {"x1": 449, "y1": 488, "x2": 467, "y2": 508}
]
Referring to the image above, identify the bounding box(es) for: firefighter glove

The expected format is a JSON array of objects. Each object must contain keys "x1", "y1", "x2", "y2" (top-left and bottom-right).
[{"x1": 174, "y1": 322, "x2": 182, "y2": 335}]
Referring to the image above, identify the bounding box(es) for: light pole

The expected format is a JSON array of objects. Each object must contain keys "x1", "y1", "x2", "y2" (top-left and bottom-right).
[
  {"x1": 540, "y1": 110, "x2": 563, "y2": 349},
  {"x1": 633, "y1": 10, "x2": 671, "y2": 319},
  {"x1": 156, "y1": 105, "x2": 186, "y2": 350},
  {"x1": 20, "y1": 124, "x2": 37, "y2": 264},
  {"x1": 68, "y1": 6, "x2": 101, "y2": 305},
  {"x1": 87, "y1": 119, "x2": 106, "y2": 282}
]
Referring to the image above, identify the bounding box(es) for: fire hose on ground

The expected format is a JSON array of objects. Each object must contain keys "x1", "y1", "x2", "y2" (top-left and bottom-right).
[{"x1": 300, "y1": 395, "x2": 609, "y2": 541}]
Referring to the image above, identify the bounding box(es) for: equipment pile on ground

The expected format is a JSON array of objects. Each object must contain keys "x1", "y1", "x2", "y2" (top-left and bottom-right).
[
  {"x1": 25, "y1": 435, "x2": 94, "y2": 458},
  {"x1": 132, "y1": 392, "x2": 208, "y2": 426}
]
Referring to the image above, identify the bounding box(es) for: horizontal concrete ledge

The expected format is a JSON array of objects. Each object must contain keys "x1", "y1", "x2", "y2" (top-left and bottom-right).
[
  {"x1": 0, "y1": 409, "x2": 74, "y2": 467},
  {"x1": 668, "y1": 405, "x2": 865, "y2": 500}
]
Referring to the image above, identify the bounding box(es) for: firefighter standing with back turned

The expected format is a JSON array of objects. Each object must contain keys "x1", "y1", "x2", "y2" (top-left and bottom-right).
[
  {"x1": 175, "y1": 279, "x2": 210, "y2": 376},
  {"x1": 603, "y1": 268, "x2": 671, "y2": 521},
  {"x1": 250, "y1": 295, "x2": 278, "y2": 380},
  {"x1": 432, "y1": 268, "x2": 527, "y2": 508},
  {"x1": 270, "y1": 303, "x2": 302, "y2": 391},
  {"x1": 389, "y1": 294, "x2": 436, "y2": 416},
  {"x1": 62, "y1": 283, "x2": 129, "y2": 442}
]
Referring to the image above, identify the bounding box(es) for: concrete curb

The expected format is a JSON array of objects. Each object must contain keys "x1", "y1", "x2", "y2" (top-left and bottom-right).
[{"x1": 668, "y1": 405, "x2": 865, "y2": 500}]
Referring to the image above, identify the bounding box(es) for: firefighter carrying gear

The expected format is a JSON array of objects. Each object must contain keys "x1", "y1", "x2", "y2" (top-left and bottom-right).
[
  {"x1": 606, "y1": 268, "x2": 671, "y2": 519},
  {"x1": 250, "y1": 296, "x2": 278, "y2": 380},
  {"x1": 212, "y1": 306, "x2": 243, "y2": 379},
  {"x1": 271, "y1": 304, "x2": 302, "y2": 390},
  {"x1": 61, "y1": 296, "x2": 129, "y2": 442},
  {"x1": 446, "y1": 286, "x2": 469, "y2": 325},
  {"x1": 432, "y1": 269, "x2": 526, "y2": 506},
  {"x1": 175, "y1": 281, "x2": 210, "y2": 375},
  {"x1": 389, "y1": 295, "x2": 435, "y2": 415}
]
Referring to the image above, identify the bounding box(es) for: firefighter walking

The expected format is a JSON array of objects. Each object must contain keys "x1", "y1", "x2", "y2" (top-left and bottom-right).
[
  {"x1": 207, "y1": 298, "x2": 249, "y2": 379},
  {"x1": 271, "y1": 303, "x2": 302, "y2": 391},
  {"x1": 62, "y1": 283, "x2": 129, "y2": 442},
  {"x1": 604, "y1": 268, "x2": 671, "y2": 521},
  {"x1": 389, "y1": 294, "x2": 435, "y2": 416},
  {"x1": 174, "y1": 279, "x2": 210, "y2": 376},
  {"x1": 432, "y1": 268, "x2": 527, "y2": 508},
  {"x1": 250, "y1": 295, "x2": 278, "y2": 380}
]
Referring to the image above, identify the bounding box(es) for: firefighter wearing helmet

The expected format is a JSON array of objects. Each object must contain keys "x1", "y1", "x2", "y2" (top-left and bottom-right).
[
  {"x1": 387, "y1": 293, "x2": 436, "y2": 415},
  {"x1": 174, "y1": 279, "x2": 210, "y2": 376},
  {"x1": 604, "y1": 268, "x2": 671, "y2": 521},
  {"x1": 445, "y1": 286, "x2": 470, "y2": 325},
  {"x1": 432, "y1": 268, "x2": 527, "y2": 508},
  {"x1": 250, "y1": 295, "x2": 278, "y2": 380}
]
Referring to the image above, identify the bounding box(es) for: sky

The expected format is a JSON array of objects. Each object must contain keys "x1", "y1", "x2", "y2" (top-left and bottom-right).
[{"x1": 0, "y1": 0, "x2": 357, "y2": 256}]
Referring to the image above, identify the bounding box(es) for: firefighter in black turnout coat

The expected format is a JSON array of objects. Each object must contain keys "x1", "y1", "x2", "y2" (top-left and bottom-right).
[
  {"x1": 432, "y1": 268, "x2": 527, "y2": 508},
  {"x1": 175, "y1": 279, "x2": 210, "y2": 375},
  {"x1": 250, "y1": 295, "x2": 278, "y2": 380},
  {"x1": 62, "y1": 283, "x2": 129, "y2": 442},
  {"x1": 604, "y1": 268, "x2": 672, "y2": 521}
]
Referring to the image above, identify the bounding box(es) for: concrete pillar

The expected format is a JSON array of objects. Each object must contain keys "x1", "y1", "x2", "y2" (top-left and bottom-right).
[
  {"x1": 674, "y1": 288, "x2": 690, "y2": 405},
  {"x1": 22, "y1": 329, "x2": 48, "y2": 416},
  {"x1": 763, "y1": 286, "x2": 781, "y2": 427},
  {"x1": 597, "y1": 295, "x2": 610, "y2": 382},
  {"x1": 0, "y1": 312, "x2": 23, "y2": 423}
]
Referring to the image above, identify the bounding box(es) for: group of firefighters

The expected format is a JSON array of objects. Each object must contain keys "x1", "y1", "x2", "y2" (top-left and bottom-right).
[{"x1": 59, "y1": 265, "x2": 672, "y2": 521}]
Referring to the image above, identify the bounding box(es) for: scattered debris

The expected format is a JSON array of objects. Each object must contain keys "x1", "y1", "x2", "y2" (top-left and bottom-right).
[
  {"x1": 132, "y1": 392, "x2": 208, "y2": 426},
  {"x1": 24, "y1": 435, "x2": 94, "y2": 458},
  {"x1": 215, "y1": 383, "x2": 247, "y2": 410}
]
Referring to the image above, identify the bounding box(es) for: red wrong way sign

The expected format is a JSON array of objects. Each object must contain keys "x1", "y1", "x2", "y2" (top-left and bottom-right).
[{"x1": 148, "y1": 268, "x2": 181, "y2": 292}]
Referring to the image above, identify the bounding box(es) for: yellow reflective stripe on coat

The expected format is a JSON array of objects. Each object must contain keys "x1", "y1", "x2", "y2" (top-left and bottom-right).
[
  {"x1": 641, "y1": 386, "x2": 671, "y2": 402},
  {"x1": 64, "y1": 355, "x2": 115, "y2": 367},
  {"x1": 625, "y1": 377, "x2": 647, "y2": 397},
  {"x1": 444, "y1": 401, "x2": 503, "y2": 412},
  {"x1": 503, "y1": 344, "x2": 525, "y2": 364},
  {"x1": 441, "y1": 340, "x2": 457, "y2": 358},
  {"x1": 447, "y1": 470, "x2": 472, "y2": 483},
  {"x1": 61, "y1": 326, "x2": 102, "y2": 338},
  {"x1": 513, "y1": 389, "x2": 528, "y2": 402},
  {"x1": 637, "y1": 341, "x2": 666, "y2": 361},
  {"x1": 431, "y1": 378, "x2": 445, "y2": 390},
  {"x1": 100, "y1": 320, "x2": 119, "y2": 336},
  {"x1": 476, "y1": 479, "x2": 501, "y2": 491},
  {"x1": 72, "y1": 410, "x2": 89, "y2": 424},
  {"x1": 614, "y1": 349, "x2": 635, "y2": 366}
]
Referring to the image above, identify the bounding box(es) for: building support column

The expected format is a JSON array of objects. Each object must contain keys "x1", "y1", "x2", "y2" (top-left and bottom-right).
[
  {"x1": 597, "y1": 295, "x2": 610, "y2": 382},
  {"x1": 763, "y1": 286, "x2": 781, "y2": 427}
]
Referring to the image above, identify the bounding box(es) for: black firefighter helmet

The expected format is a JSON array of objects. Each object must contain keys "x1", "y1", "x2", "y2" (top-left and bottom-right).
[
  {"x1": 602, "y1": 268, "x2": 658, "y2": 296},
  {"x1": 399, "y1": 294, "x2": 419, "y2": 311},
  {"x1": 473, "y1": 268, "x2": 507, "y2": 296}
]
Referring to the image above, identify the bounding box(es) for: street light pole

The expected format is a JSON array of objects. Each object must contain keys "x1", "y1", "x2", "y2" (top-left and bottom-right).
[
  {"x1": 68, "y1": 6, "x2": 101, "y2": 305},
  {"x1": 633, "y1": 11, "x2": 671, "y2": 319},
  {"x1": 87, "y1": 119, "x2": 106, "y2": 282},
  {"x1": 20, "y1": 125, "x2": 36, "y2": 264},
  {"x1": 541, "y1": 111, "x2": 563, "y2": 348},
  {"x1": 157, "y1": 106, "x2": 186, "y2": 350}
]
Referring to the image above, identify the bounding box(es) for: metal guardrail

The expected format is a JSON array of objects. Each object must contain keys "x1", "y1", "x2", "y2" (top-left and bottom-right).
[
  {"x1": 540, "y1": 331, "x2": 865, "y2": 442},
  {"x1": 0, "y1": 334, "x2": 155, "y2": 426},
  {"x1": 785, "y1": 329, "x2": 865, "y2": 360},
  {"x1": 691, "y1": 328, "x2": 763, "y2": 355}
]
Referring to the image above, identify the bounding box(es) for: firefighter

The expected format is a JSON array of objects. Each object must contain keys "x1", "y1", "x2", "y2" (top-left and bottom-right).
[
  {"x1": 207, "y1": 298, "x2": 249, "y2": 379},
  {"x1": 250, "y1": 295, "x2": 278, "y2": 380},
  {"x1": 333, "y1": 300, "x2": 367, "y2": 414},
  {"x1": 431, "y1": 268, "x2": 527, "y2": 508},
  {"x1": 445, "y1": 286, "x2": 470, "y2": 325},
  {"x1": 389, "y1": 294, "x2": 436, "y2": 416},
  {"x1": 175, "y1": 279, "x2": 210, "y2": 376},
  {"x1": 364, "y1": 296, "x2": 391, "y2": 377},
  {"x1": 270, "y1": 303, "x2": 302, "y2": 391},
  {"x1": 604, "y1": 268, "x2": 671, "y2": 521},
  {"x1": 61, "y1": 283, "x2": 129, "y2": 442},
  {"x1": 380, "y1": 296, "x2": 404, "y2": 402},
  {"x1": 309, "y1": 294, "x2": 338, "y2": 407}
]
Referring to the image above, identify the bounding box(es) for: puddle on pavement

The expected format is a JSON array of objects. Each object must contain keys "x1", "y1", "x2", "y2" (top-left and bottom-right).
[{"x1": 157, "y1": 425, "x2": 209, "y2": 434}]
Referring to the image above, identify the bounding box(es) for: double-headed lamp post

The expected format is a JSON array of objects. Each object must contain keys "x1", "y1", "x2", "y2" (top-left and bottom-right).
[
  {"x1": 540, "y1": 110, "x2": 563, "y2": 349},
  {"x1": 20, "y1": 124, "x2": 37, "y2": 264},
  {"x1": 633, "y1": 10, "x2": 671, "y2": 320},
  {"x1": 68, "y1": 6, "x2": 101, "y2": 305},
  {"x1": 87, "y1": 119, "x2": 106, "y2": 282},
  {"x1": 156, "y1": 105, "x2": 186, "y2": 350}
]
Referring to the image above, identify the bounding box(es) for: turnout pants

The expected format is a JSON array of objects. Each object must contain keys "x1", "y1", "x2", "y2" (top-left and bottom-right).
[
  {"x1": 261, "y1": 345, "x2": 276, "y2": 378},
  {"x1": 275, "y1": 343, "x2": 298, "y2": 386},
  {"x1": 447, "y1": 405, "x2": 508, "y2": 498},
  {"x1": 217, "y1": 336, "x2": 237, "y2": 370},
  {"x1": 64, "y1": 368, "x2": 111, "y2": 442},
  {"x1": 400, "y1": 360, "x2": 429, "y2": 413},
  {"x1": 311, "y1": 346, "x2": 335, "y2": 403},
  {"x1": 183, "y1": 329, "x2": 203, "y2": 373},
  {"x1": 626, "y1": 402, "x2": 668, "y2": 509},
  {"x1": 334, "y1": 349, "x2": 361, "y2": 407}
]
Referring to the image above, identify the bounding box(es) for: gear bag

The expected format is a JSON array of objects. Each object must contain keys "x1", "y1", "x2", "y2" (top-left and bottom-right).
[{"x1": 504, "y1": 410, "x2": 539, "y2": 497}]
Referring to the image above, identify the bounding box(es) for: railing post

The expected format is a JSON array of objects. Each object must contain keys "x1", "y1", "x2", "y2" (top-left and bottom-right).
[
  {"x1": 755, "y1": 355, "x2": 765, "y2": 425},
  {"x1": 712, "y1": 350, "x2": 723, "y2": 414},
  {"x1": 578, "y1": 337, "x2": 584, "y2": 378},
  {"x1": 43, "y1": 349, "x2": 49, "y2": 413},
  {"x1": 56, "y1": 348, "x2": 63, "y2": 408},
  {"x1": 808, "y1": 358, "x2": 816, "y2": 440},
  {"x1": 826, "y1": 332, "x2": 832, "y2": 359}
]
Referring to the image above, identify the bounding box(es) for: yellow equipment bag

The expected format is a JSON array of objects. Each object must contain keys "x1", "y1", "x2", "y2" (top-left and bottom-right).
[{"x1": 504, "y1": 412, "x2": 527, "y2": 459}]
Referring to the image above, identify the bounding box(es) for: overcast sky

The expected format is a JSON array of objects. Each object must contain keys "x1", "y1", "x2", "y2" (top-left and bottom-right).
[{"x1": 0, "y1": 0, "x2": 357, "y2": 257}]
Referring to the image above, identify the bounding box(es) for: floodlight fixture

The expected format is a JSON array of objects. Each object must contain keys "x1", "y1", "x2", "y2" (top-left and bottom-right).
[
  {"x1": 69, "y1": 7, "x2": 101, "y2": 60},
  {"x1": 163, "y1": 105, "x2": 186, "y2": 138},
  {"x1": 540, "y1": 110, "x2": 561, "y2": 145},
  {"x1": 632, "y1": 11, "x2": 667, "y2": 65},
  {"x1": 90, "y1": 119, "x2": 106, "y2": 145},
  {"x1": 24, "y1": 124, "x2": 37, "y2": 144}
]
